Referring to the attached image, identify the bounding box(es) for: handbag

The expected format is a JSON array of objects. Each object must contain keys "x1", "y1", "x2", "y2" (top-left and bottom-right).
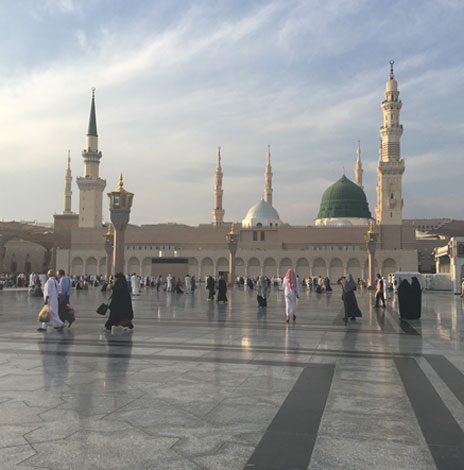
[
  {"x1": 96, "y1": 296, "x2": 112, "y2": 316},
  {"x1": 38, "y1": 304, "x2": 50, "y2": 322},
  {"x1": 96, "y1": 303, "x2": 108, "y2": 315}
]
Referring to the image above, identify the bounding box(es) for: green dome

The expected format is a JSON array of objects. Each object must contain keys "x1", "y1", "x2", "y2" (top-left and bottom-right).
[{"x1": 316, "y1": 175, "x2": 371, "y2": 220}]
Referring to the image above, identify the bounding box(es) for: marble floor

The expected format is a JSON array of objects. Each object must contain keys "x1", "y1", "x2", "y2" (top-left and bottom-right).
[{"x1": 1, "y1": 285, "x2": 464, "y2": 470}]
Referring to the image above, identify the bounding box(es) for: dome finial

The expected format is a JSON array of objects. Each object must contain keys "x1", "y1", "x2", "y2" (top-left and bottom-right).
[
  {"x1": 342, "y1": 166, "x2": 345, "y2": 177},
  {"x1": 118, "y1": 172, "x2": 124, "y2": 189},
  {"x1": 389, "y1": 60, "x2": 394, "y2": 79},
  {"x1": 91, "y1": 86, "x2": 96, "y2": 99}
]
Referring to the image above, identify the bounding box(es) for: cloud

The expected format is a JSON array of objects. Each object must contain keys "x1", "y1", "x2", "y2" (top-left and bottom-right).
[{"x1": 0, "y1": 0, "x2": 463, "y2": 224}]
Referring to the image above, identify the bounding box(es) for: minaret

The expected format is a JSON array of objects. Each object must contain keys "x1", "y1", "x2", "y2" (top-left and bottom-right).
[
  {"x1": 264, "y1": 144, "x2": 273, "y2": 205},
  {"x1": 63, "y1": 150, "x2": 73, "y2": 214},
  {"x1": 375, "y1": 61, "x2": 405, "y2": 225},
  {"x1": 355, "y1": 140, "x2": 363, "y2": 189},
  {"x1": 212, "y1": 146, "x2": 225, "y2": 226},
  {"x1": 76, "y1": 88, "x2": 106, "y2": 228}
]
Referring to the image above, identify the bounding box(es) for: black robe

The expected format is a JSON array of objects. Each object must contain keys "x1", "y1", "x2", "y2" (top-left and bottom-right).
[
  {"x1": 105, "y1": 279, "x2": 134, "y2": 329},
  {"x1": 399, "y1": 278, "x2": 421, "y2": 319},
  {"x1": 217, "y1": 279, "x2": 228, "y2": 302},
  {"x1": 206, "y1": 277, "x2": 215, "y2": 299},
  {"x1": 342, "y1": 288, "x2": 362, "y2": 318}
]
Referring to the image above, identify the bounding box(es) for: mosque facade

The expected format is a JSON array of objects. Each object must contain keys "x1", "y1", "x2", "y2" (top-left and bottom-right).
[{"x1": 51, "y1": 62, "x2": 417, "y2": 281}]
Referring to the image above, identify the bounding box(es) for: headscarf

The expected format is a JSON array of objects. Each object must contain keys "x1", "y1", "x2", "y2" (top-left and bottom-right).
[
  {"x1": 285, "y1": 269, "x2": 297, "y2": 293},
  {"x1": 342, "y1": 274, "x2": 357, "y2": 293}
]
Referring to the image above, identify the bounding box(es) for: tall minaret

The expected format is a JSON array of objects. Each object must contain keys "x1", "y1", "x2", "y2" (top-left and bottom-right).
[
  {"x1": 63, "y1": 150, "x2": 73, "y2": 214},
  {"x1": 264, "y1": 144, "x2": 273, "y2": 205},
  {"x1": 76, "y1": 88, "x2": 106, "y2": 228},
  {"x1": 212, "y1": 146, "x2": 225, "y2": 226},
  {"x1": 355, "y1": 140, "x2": 363, "y2": 189},
  {"x1": 375, "y1": 61, "x2": 405, "y2": 225}
]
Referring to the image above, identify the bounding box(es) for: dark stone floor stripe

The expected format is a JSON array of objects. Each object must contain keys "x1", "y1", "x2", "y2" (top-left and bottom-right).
[
  {"x1": 394, "y1": 357, "x2": 464, "y2": 469},
  {"x1": 425, "y1": 355, "x2": 464, "y2": 407},
  {"x1": 244, "y1": 364, "x2": 335, "y2": 470}
]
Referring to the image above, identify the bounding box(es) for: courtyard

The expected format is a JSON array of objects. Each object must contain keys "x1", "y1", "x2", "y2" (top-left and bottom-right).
[{"x1": 0, "y1": 285, "x2": 463, "y2": 469}]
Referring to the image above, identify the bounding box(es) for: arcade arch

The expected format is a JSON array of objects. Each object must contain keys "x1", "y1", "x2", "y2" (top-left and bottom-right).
[
  {"x1": 347, "y1": 258, "x2": 361, "y2": 280},
  {"x1": 127, "y1": 257, "x2": 140, "y2": 275},
  {"x1": 313, "y1": 258, "x2": 326, "y2": 277},
  {"x1": 86, "y1": 257, "x2": 98, "y2": 275},
  {"x1": 382, "y1": 258, "x2": 397, "y2": 274},
  {"x1": 142, "y1": 257, "x2": 152, "y2": 277},
  {"x1": 201, "y1": 257, "x2": 214, "y2": 277},
  {"x1": 247, "y1": 257, "x2": 260, "y2": 277},
  {"x1": 263, "y1": 257, "x2": 276, "y2": 277},
  {"x1": 235, "y1": 257, "x2": 245, "y2": 277},
  {"x1": 329, "y1": 258, "x2": 344, "y2": 281},
  {"x1": 71, "y1": 257, "x2": 83, "y2": 275},
  {"x1": 188, "y1": 258, "x2": 198, "y2": 277},
  {"x1": 279, "y1": 258, "x2": 292, "y2": 276},
  {"x1": 296, "y1": 258, "x2": 309, "y2": 278}
]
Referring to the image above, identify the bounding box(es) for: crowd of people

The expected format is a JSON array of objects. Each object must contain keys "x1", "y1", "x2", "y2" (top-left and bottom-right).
[{"x1": 0, "y1": 266, "x2": 426, "y2": 333}]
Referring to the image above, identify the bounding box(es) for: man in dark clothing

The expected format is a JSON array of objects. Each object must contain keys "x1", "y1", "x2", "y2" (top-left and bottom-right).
[{"x1": 374, "y1": 273, "x2": 385, "y2": 307}]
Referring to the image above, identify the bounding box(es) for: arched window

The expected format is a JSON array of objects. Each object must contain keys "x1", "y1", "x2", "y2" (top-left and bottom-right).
[
  {"x1": 260, "y1": 232, "x2": 265, "y2": 241},
  {"x1": 253, "y1": 231, "x2": 258, "y2": 241}
]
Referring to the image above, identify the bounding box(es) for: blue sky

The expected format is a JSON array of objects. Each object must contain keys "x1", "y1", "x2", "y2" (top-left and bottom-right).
[{"x1": 1, "y1": 0, "x2": 463, "y2": 225}]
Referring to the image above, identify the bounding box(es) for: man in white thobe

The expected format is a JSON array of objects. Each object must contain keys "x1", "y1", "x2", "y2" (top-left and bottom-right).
[
  {"x1": 131, "y1": 274, "x2": 139, "y2": 296},
  {"x1": 383, "y1": 276, "x2": 390, "y2": 300},
  {"x1": 167, "y1": 274, "x2": 173, "y2": 292},
  {"x1": 185, "y1": 274, "x2": 192, "y2": 294},
  {"x1": 38, "y1": 270, "x2": 64, "y2": 332}
]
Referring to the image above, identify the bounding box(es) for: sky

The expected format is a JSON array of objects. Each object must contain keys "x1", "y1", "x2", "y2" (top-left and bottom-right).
[{"x1": 1, "y1": 0, "x2": 463, "y2": 226}]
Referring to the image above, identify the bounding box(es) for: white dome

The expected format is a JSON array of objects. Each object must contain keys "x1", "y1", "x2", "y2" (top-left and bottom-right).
[{"x1": 242, "y1": 199, "x2": 282, "y2": 228}]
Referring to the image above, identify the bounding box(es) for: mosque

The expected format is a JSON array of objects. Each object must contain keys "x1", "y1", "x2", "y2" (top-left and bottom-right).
[{"x1": 3, "y1": 63, "x2": 418, "y2": 281}]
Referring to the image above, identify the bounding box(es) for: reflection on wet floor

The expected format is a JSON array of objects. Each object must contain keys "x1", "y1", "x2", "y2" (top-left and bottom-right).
[{"x1": 0, "y1": 286, "x2": 464, "y2": 469}]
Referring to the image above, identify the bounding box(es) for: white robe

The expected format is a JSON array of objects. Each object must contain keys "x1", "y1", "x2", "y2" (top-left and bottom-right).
[
  {"x1": 131, "y1": 275, "x2": 139, "y2": 295},
  {"x1": 185, "y1": 276, "x2": 192, "y2": 293},
  {"x1": 284, "y1": 282, "x2": 299, "y2": 318},
  {"x1": 43, "y1": 277, "x2": 63, "y2": 328},
  {"x1": 167, "y1": 274, "x2": 173, "y2": 292}
]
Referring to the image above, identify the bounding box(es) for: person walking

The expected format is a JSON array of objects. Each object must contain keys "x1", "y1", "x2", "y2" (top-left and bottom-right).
[
  {"x1": 341, "y1": 274, "x2": 362, "y2": 324},
  {"x1": 283, "y1": 268, "x2": 299, "y2": 323},
  {"x1": 216, "y1": 275, "x2": 228, "y2": 302},
  {"x1": 185, "y1": 274, "x2": 192, "y2": 294},
  {"x1": 58, "y1": 269, "x2": 74, "y2": 327},
  {"x1": 38, "y1": 269, "x2": 64, "y2": 332},
  {"x1": 130, "y1": 273, "x2": 140, "y2": 296},
  {"x1": 206, "y1": 275, "x2": 215, "y2": 300},
  {"x1": 105, "y1": 273, "x2": 134, "y2": 333},
  {"x1": 166, "y1": 273, "x2": 173, "y2": 292},
  {"x1": 375, "y1": 273, "x2": 386, "y2": 307},
  {"x1": 383, "y1": 276, "x2": 391, "y2": 300},
  {"x1": 257, "y1": 275, "x2": 269, "y2": 308}
]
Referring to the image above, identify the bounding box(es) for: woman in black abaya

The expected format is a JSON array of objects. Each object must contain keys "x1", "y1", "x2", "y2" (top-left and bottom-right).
[
  {"x1": 216, "y1": 275, "x2": 228, "y2": 303},
  {"x1": 341, "y1": 274, "x2": 362, "y2": 325},
  {"x1": 105, "y1": 272, "x2": 134, "y2": 331}
]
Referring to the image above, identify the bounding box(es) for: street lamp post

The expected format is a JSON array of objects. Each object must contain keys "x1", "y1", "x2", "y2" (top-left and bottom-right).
[
  {"x1": 108, "y1": 174, "x2": 134, "y2": 275},
  {"x1": 104, "y1": 224, "x2": 114, "y2": 280},
  {"x1": 226, "y1": 224, "x2": 239, "y2": 286},
  {"x1": 365, "y1": 222, "x2": 378, "y2": 289}
]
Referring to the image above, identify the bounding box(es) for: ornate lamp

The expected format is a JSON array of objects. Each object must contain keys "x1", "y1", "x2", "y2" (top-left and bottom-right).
[
  {"x1": 108, "y1": 174, "x2": 134, "y2": 274},
  {"x1": 226, "y1": 224, "x2": 239, "y2": 286},
  {"x1": 365, "y1": 222, "x2": 378, "y2": 289}
]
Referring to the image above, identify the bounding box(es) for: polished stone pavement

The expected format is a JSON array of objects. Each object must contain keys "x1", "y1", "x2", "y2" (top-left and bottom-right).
[{"x1": 1, "y1": 285, "x2": 464, "y2": 469}]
